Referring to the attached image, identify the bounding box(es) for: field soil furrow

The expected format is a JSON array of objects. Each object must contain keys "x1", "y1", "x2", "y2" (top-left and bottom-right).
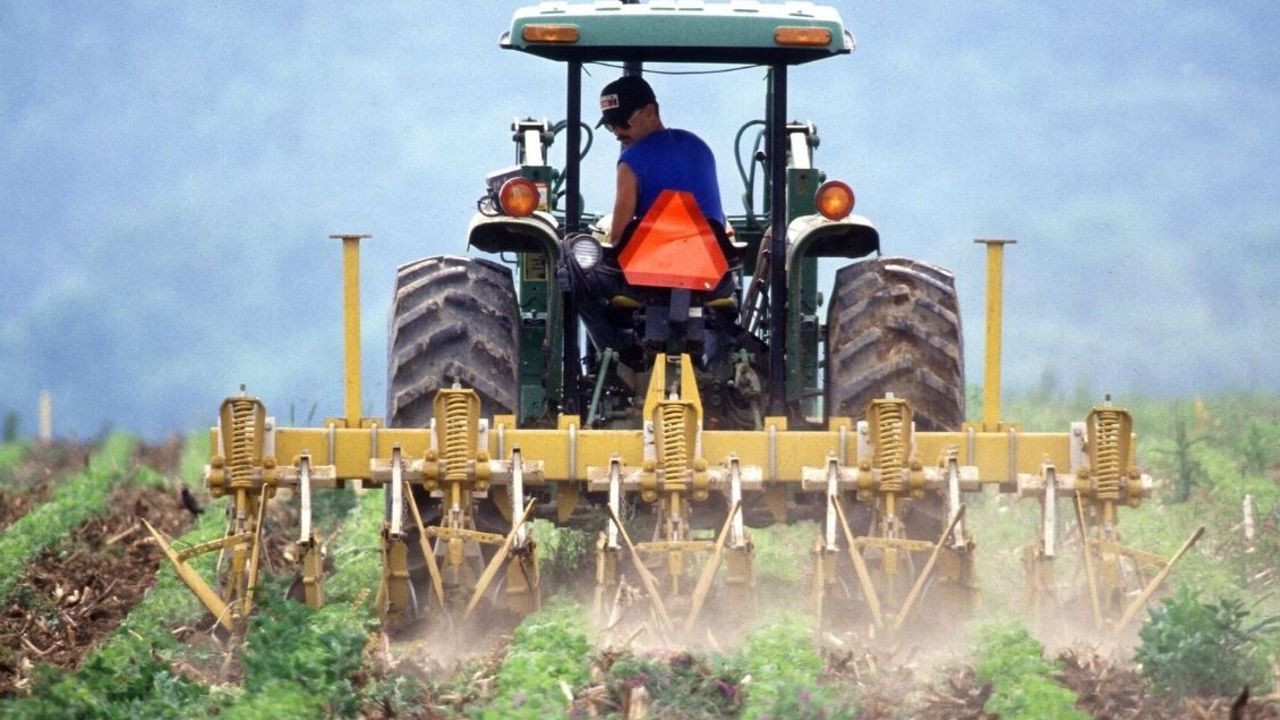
[
  {"x1": 0, "y1": 435, "x2": 134, "y2": 606},
  {"x1": 0, "y1": 480, "x2": 194, "y2": 695}
]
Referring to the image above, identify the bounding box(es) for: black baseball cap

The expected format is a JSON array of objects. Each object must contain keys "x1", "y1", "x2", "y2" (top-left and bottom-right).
[{"x1": 597, "y1": 75, "x2": 657, "y2": 128}]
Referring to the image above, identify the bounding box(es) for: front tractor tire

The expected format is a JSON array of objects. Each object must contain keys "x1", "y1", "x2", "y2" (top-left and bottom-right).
[
  {"x1": 826, "y1": 256, "x2": 965, "y2": 431},
  {"x1": 387, "y1": 255, "x2": 520, "y2": 427}
]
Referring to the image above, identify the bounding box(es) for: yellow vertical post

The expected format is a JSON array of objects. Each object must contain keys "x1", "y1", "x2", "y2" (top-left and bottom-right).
[
  {"x1": 976, "y1": 239, "x2": 1016, "y2": 432},
  {"x1": 331, "y1": 234, "x2": 370, "y2": 426}
]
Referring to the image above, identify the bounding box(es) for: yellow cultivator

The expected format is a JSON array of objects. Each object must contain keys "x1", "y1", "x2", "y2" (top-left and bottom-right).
[
  {"x1": 148, "y1": 234, "x2": 1199, "y2": 638},
  {"x1": 152, "y1": 1, "x2": 1200, "y2": 642}
]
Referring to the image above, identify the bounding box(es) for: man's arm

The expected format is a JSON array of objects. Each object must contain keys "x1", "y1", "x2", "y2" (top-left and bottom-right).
[{"x1": 611, "y1": 161, "x2": 638, "y2": 243}]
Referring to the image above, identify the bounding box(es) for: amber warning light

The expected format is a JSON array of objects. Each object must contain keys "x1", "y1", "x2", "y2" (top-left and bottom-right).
[
  {"x1": 774, "y1": 27, "x2": 832, "y2": 47},
  {"x1": 499, "y1": 177, "x2": 540, "y2": 217},
  {"x1": 815, "y1": 180, "x2": 855, "y2": 220},
  {"x1": 522, "y1": 25, "x2": 580, "y2": 43}
]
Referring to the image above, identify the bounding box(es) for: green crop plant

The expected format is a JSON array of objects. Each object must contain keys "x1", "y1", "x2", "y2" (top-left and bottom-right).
[
  {"x1": 481, "y1": 603, "x2": 592, "y2": 720},
  {"x1": 0, "y1": 433, "x2": 134, "y2": 604},
  {"x1": 323, "y1": 487, "x2": 388, "y2": 606},
  {"x1": 529, "y1": 517, "x2": 593, "y2": 586},
  {"x1": 751, "y1": 520, "x2": 818, "y2": 586},
  {"x1": 736, "y1": 614, "x2": 857, "y2": 720},
  {"x1": 1164, "y1": 414, "x2": 1208, "y2": 503},
  {"x1": 222, "y1": 598, "x2": 374, "y2": 720},
  {"x1": 0, "y1": 441, "x2": 25, "y2": 473},
  {"x1": 973, "y1": 623, "x2": 1087, "y2": 720},
  {"x1": 1136, "y1": 586, "x2": 1280, "y2": 700},
  {"x1": 0, "y1": 441, "x2": 26, "y2": 490},
  {"x1": 212, "y1": 488, "x2": 385, "y2": 717}
]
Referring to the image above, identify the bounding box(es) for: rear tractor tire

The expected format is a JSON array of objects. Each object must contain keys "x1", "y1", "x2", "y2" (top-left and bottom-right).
[
  {"x1": 387, "y1": 255, "x2": 520, "y2": 427},
  {"x1": 825, "y1": 256, "x2": 965, "y2": 431}
]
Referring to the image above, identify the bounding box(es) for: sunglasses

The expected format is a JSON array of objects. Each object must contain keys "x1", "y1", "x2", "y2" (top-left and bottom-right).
[{"x1": 606, "y1": 105, "x2": 647, "y2": 131}]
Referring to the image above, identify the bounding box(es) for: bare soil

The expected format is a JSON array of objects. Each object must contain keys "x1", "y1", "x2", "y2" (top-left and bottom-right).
[{"x1": 0, "y1": 477, "x2": 195, "y2": 696}]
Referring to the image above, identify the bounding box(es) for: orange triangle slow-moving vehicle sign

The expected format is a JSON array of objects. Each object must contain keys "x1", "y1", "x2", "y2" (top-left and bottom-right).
[{"x1": 617, "y1": 190, "x2": 729, "y2": 291}]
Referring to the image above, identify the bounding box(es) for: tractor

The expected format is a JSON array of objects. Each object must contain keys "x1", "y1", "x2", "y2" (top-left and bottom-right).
[
  {"x1": 150, "y1": 0, "x2": 1201, "y2": 642},
  {"x1": 386, "y1": 0, "x2": 966, "y2": 630}
]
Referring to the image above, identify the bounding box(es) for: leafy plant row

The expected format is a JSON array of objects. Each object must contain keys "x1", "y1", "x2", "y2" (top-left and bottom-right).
[
  {"x1": 214, "y1": 488, "x2": 384, "y2": 719},
  {"x1": 1137, "y1": 586, "x2": 1280, "y2": 699},
  {"x1": 599, "y1": 614, "x2": 857, "y2": 719},
  {"x1": 0, "y1": 433, "x2": 134, "y2": 605},
  {"x1": 735, "y1": 614, "x2": 857, "y2": 720},
  {"x1": 480, "y1": 603, "x2": 594, "y2": 719},
  {"x1": 3, "y1": 436, "x2": 387, "y2": 719}
]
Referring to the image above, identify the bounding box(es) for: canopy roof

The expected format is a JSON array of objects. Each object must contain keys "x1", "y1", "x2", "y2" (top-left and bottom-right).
[{"x1": 503, "y1": 1, "x2": 852, "y2": 65}]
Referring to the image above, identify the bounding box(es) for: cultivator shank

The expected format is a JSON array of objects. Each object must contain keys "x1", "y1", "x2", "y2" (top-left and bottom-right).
[
  {"x1": 1015, "y1": 405, "x2": 1204, "y2": 631},
  {"x1": 145, "y1": 395, "x2": 276, "y2": 630}
]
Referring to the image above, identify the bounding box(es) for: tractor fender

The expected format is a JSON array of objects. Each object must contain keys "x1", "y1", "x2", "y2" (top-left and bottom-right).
[
  {"x1": 785, "y1": 212, "x2": 880, "y2": 265},
  {"x1": 467, "y1": 210, "x2": 562, "y2": 260}
]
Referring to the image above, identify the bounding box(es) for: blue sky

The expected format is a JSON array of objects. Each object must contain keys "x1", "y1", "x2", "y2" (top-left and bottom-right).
[{"x1": 2, "y1": 2, "x2": 1277, "y2": 439}]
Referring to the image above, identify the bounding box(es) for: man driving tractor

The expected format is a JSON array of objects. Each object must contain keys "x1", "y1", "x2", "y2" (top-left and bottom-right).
[
  {"x1": 598, "y1": 75, "x2": 725, "y2": 233},
  {"x1": 569, "y1": 74, "x2": 737, "y2": 370}
]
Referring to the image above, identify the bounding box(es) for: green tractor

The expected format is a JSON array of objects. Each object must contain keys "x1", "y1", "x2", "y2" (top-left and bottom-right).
[{"x1": 383, "y1": 0, "x2": 968, "y2": 627}]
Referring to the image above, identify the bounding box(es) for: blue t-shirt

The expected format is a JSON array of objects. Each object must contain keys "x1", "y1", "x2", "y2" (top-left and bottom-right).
[{"x1": 619, "y1": 128, "x2": 724, "y2": 224}]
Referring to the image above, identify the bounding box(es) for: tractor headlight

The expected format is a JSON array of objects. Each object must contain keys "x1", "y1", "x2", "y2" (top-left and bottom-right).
[{"x1": 569, "y1": 234, "x2": 602, "y2": 270}]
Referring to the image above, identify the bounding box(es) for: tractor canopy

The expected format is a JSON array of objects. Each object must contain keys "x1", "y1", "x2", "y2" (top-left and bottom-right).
[{"x1": 503, "y1": 1, "x2": 852, "y2": 65}]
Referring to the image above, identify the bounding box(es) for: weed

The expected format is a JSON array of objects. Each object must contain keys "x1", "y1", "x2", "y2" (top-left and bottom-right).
[{"x1": 1136, "y1": 585, "x2": 1280, "y2": 699}]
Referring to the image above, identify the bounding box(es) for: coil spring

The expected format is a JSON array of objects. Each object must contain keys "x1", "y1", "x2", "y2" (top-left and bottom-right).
[
  {"x1": 660, "y1": 403, "x2": 689, "y2": 479},
  {"x1": 1093, "y1": 409, "x2": 1122, "y2": 500},
  {"x1": 228, "y1": 399, "x2": 257, "y2": 488},
  {"x1": 441, "y1": 392, "x2": 471, "y2": 483},
  {"x1": 877, "y1": 402, "x2": 906, "y2": 493}
]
